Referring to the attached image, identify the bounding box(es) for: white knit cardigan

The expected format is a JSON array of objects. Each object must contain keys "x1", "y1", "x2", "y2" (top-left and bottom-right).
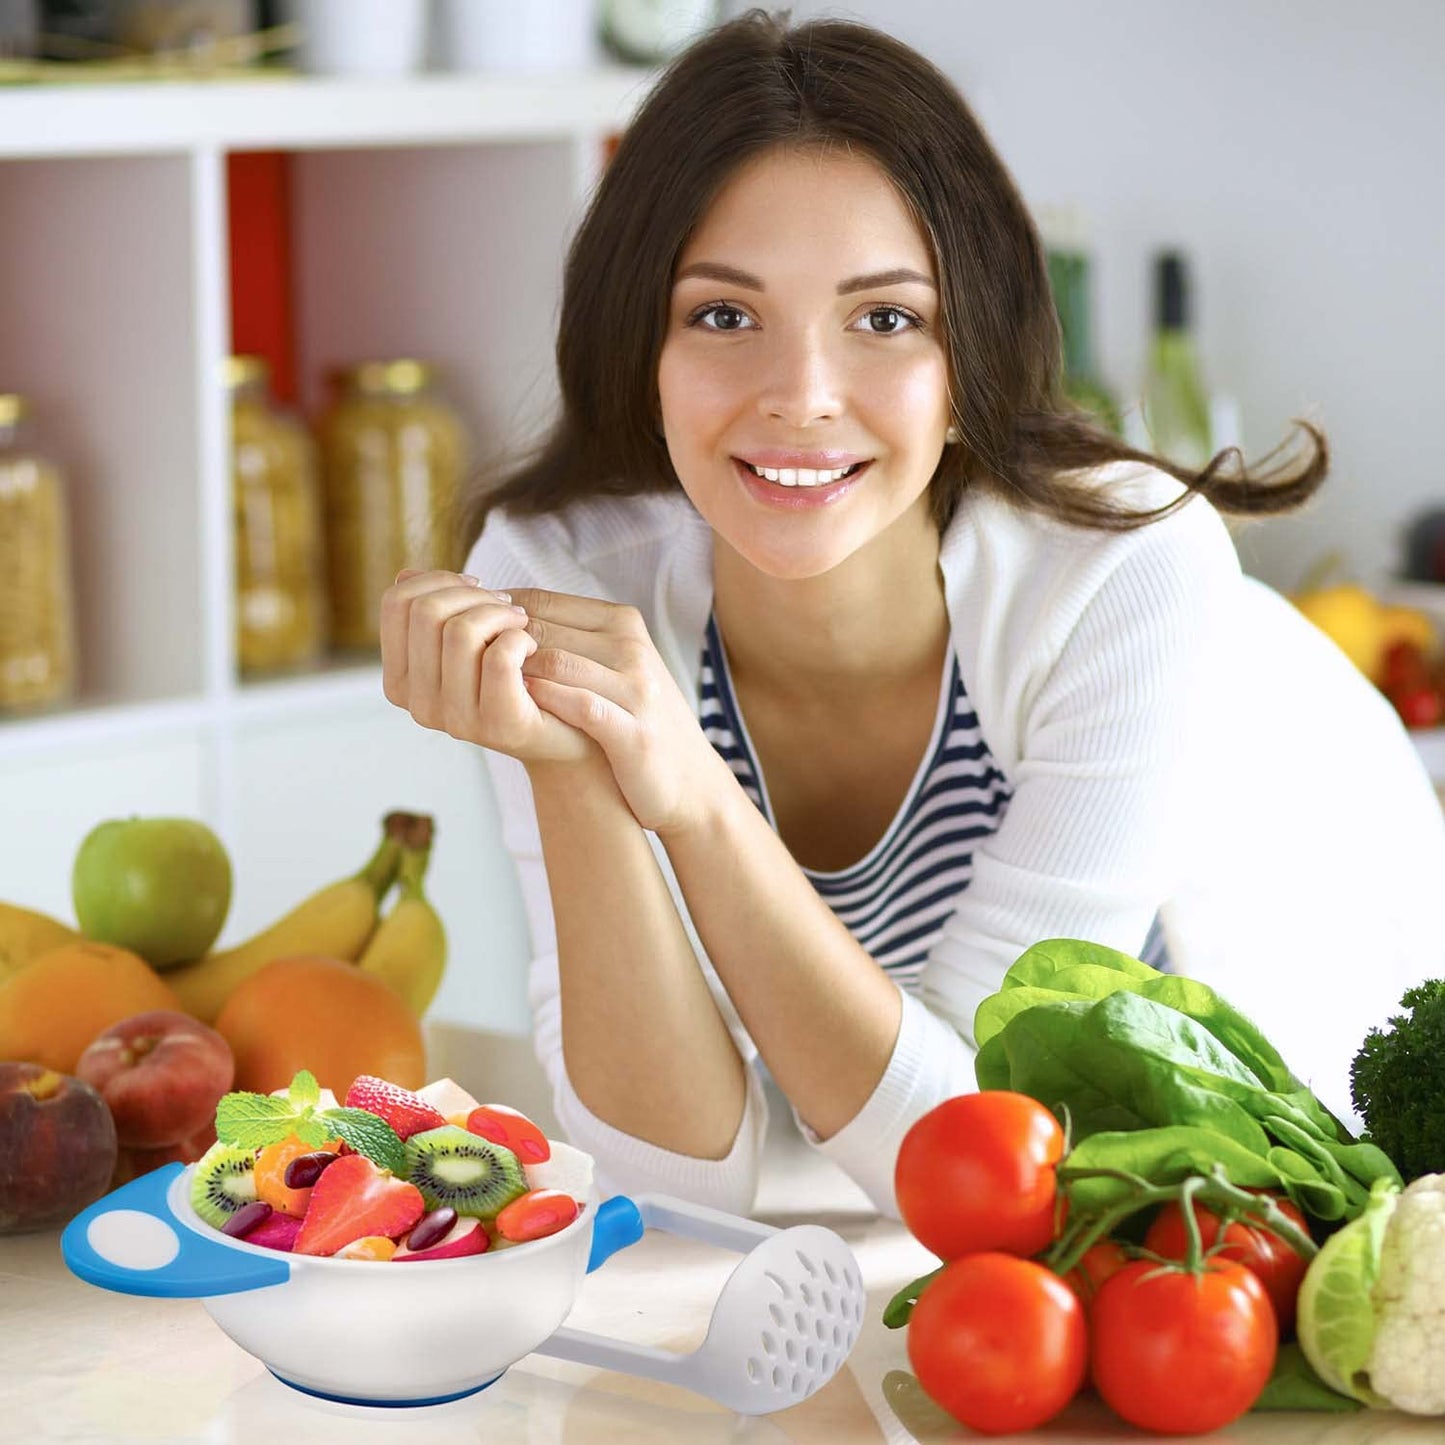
[{"x1": 465, "y1": 464, "x2": 1445, "y2": 1216}]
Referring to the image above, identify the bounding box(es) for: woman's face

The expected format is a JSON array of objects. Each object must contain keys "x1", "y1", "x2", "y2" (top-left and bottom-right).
[{"x1": 658, "y1": 146, "x2": 952, "y2": 581}]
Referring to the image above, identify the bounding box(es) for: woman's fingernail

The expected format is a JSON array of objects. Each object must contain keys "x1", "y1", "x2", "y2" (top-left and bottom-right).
[
  {"x1": 460, "y1": 573, "x2": 480, "y2": 585},
  {"x1": 495, "y1": 590, "x2": 512, "y2": 603},
  {"x1": 511, "y1": 604, "x2": 527, "y2": 616}
]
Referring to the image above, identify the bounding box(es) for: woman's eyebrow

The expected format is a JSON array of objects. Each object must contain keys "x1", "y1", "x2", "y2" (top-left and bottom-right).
[{"x1": 673, "y1": 262, "x2": 936, "y2": 293}]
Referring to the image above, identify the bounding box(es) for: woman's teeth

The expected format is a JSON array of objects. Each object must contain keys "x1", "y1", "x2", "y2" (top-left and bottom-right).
[{"x1": 742, "y1": 461, "x2": 862, "y2": 488}]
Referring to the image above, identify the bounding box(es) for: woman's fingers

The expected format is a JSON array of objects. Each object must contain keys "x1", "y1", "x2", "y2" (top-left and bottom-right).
[
  {"x1": 521, "y1": 644, "x2": 634, "y2": 710},
  {"x1": 508, "y1": 588, "x2": 644, "y2": 638},
  {"x1": 479, "y1": 627, "x2": 597, "y2": 763},
  {"x1": 521, "y1": 615, "x2": 636, "y2": 672},
  {"x1": 380, "y1": 570, "x2": 520, "y2": 714},
  {"x1": 523, "y1": 673, "x2": 631, "y2": 748},
  {"x1": 408, "y1": 589, "x2": 523, "y2": 717}
]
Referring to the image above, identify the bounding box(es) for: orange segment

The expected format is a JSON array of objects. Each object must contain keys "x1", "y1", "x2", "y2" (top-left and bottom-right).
[
  {"x1": 335, "y1": 1235, "x2": 398, "y2": 1261},
  {"x1": 253, "y1": 1133, "x2": 341, "y2": 1218}
]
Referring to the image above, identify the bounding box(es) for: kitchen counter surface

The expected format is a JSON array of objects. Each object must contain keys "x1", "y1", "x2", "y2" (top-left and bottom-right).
[{"x1": 2, "y1": 1057, "x2": 1439, "y2": 1444}]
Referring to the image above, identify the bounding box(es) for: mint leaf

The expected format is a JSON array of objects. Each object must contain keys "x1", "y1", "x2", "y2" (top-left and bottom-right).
[
  {"x1": 319, "y1": 1107, "x2": 406, "y2": 1175},
  {"x1": 215, "y1": 1091, "x2": 297, "y2": 1150},
  {"x1": 292, "y1": 1115, "x2": 332, "y2": 1149},
  {"x1": 287, "y1": 1070, "x2": 321, "y2": 1110}
]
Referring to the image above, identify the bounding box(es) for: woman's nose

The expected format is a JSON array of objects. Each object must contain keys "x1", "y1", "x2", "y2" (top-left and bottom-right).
[{"x1": 755, "y1": 329, "x2": 844, "y2": 427}]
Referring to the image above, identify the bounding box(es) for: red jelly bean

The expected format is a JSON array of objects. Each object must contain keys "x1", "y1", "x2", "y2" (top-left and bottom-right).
[
  {"x1": 464, "y1": 1104, "x2": 550, "y2": 1163},
  {"x1": 495, "y1": 1189, "x2": 579, "y2": 1243}
]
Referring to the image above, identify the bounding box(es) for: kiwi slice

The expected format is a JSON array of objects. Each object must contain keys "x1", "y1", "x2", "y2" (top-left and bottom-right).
[
  {"x1": 190, "y1": 1141, "x2": 259, "y2": 1230},
  {"x1": 403, "y1": 1125, "x2": 527, "y2": 1218}
]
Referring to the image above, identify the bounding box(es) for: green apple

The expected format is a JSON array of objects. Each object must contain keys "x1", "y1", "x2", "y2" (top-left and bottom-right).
[{"x1": 72, "y1": 817, "x2": 232, "y2": 969}]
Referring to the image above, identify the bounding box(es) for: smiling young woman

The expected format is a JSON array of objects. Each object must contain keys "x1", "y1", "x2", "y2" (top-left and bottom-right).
[{"x1": 378, "y1": 11, "x2": 1445, "y2": 1216}]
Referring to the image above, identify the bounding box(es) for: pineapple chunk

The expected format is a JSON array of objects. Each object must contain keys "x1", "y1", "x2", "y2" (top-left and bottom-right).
[{"x1": 416, "y1": 1076, "x2": 482, "y2": 1118}]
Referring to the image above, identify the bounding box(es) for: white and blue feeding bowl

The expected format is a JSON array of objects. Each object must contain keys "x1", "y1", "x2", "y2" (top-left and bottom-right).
[{"x1": 61, "y1": 1141, "x2": 867, "y2": 1413}]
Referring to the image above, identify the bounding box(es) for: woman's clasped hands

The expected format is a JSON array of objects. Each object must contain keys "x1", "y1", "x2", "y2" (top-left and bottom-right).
[{"x1": 380, "y1": 569, "x2": 732, "y2": 836}]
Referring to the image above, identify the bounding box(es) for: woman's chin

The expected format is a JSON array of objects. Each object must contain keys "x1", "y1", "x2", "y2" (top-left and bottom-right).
[{"x1": 729, "y1": 540, "x2": 860, "y2": 581}]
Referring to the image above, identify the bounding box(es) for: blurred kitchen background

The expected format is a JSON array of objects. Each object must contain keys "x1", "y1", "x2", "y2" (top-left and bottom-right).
[{"x1": 2, "y1": 0, "x2": 1443, "y2": 1043}]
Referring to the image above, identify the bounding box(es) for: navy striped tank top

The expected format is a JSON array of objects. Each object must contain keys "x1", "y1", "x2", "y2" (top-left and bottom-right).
[{"x1": 698, "y1": 613, "x2": 1014, "y2": 990}]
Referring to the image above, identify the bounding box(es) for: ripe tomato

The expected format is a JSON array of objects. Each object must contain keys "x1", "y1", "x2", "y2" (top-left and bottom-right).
[
  {"x1": 1090, "y1": 1259, "x2": 1277, "y2": 1434},
  {"x1": 1388, "y1": 683, "x2": 1445, "y2": 730},
  {"x1": 1063, "y1": 1238, "x2": 1129, "y2": 1308},
  {"x1": 1143, "y1": 1193, "x2": 1310, "y2": 1332},
  {"x1": 908, "y1": 1252, "x2": 1087, "y2": 1435},
  {"x1": 894, "y1": 1091, "x2": 1064, "y2": 1260},
  {"x1": 1379, "y1": 638, "x2": 1432, "y2": 694}
]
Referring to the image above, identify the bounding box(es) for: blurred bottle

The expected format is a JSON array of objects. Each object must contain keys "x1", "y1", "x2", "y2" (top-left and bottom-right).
[
  {"x1": 0, "y1": 1, "x2": 39, "y2": 60},
  {"x1": 1141, "y1": 250, "x2": 1213, "y2": 470},
  {"x1": 0, "y1": 394, "x2": 77, "y2": 713},
  {"x1": 1040, "y1": 208, "x2": 1122, "y2": 436},
  {"x1": 318, "y1": 360, "x2": 469, "y2": 652},
  {"x1": 228, "y1": 356, "x2": 326, "y2": 676}
]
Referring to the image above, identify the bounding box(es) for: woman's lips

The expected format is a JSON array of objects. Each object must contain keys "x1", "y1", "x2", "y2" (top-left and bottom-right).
[{"x1": 731, "y1": 457, "x2": 870, "y2": 509}]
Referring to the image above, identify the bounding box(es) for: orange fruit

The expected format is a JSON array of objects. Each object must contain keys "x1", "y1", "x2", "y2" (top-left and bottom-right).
[
  {"x1": 254, "y1": 1133, "x2": 342, "y2": 1218},
  {"x1": 0, "y1": 940, "x2": 181, "y2": 1073},
  {"x1": 335, "y1": 1235, "x2": 397, "y2": 1261},
  {"x1": 214, "y1": 954, "x2": 426, "y2": 1098}
]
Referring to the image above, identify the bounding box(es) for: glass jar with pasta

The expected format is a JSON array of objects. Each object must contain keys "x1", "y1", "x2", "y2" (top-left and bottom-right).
[
  {"x1": 317, "y1": 360, "x2": 469, "y2": 652},
  {"x1": 0, "y1": 395, "x2": 77, "y2": 714},
  {"x1": 228, "y1": 356, "x2": 327, "y2": 676}
]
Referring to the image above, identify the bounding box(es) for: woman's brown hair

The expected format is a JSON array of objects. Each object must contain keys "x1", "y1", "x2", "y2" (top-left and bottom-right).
[{"x1": 462, "y1": 8, "x2": 1325, "y2": 548}]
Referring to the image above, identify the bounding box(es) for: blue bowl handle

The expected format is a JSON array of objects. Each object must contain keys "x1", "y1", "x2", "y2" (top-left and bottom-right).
[
  {"x1": 585, "y1": 1195, "x2": 643, "y2": 1273},
  {"x1": 61, "y1": 1162, "x2": 291, "y2": 1299}
]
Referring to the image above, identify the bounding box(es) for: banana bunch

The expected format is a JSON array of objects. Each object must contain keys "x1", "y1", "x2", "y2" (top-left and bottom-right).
[
  {"x1": 356, "y1": 811, "x2": 448, "y2": 1018},
  {"x1": 0, "y1": 811, "x2": 449, "y2": 1025},
  {"x1": 167, "y1": 811, "x2": 445, "y2": 1024},
  {"x1": 0, "y1": 901, "x2": 81, "y2": 982}
]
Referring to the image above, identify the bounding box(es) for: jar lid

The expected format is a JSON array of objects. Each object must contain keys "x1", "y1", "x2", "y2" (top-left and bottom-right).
[
  {"x1": 0, "y1": 394, "x2": 29, "y2": 426},
  {"x1": 224, "y1": 356, "x2": 271, "y2": 391},
  {"x1": 338, "y1": 360, "x2": 436, "y2": 396}
]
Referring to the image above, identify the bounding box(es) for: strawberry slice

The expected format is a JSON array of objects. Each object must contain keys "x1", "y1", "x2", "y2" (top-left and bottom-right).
[
  {"x1": 293, "y1": 1153, "x2": 425, "y2": 1257},
  {"x1": 344, "y1": 1074, "x2": 447, "y2": 1141}
]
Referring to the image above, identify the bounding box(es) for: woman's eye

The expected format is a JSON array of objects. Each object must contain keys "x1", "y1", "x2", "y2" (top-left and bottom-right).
[
  {"x1": 691, "y1": 304, "x2": 753, "y2": 332},
  {"x1": 857, "y1": 306, "x2": 920, "y2": 335}
]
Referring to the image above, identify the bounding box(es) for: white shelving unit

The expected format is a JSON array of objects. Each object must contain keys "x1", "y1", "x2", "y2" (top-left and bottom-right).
[{"x1": 0, "y1": 68, "x2": 651, "y2": 1035}]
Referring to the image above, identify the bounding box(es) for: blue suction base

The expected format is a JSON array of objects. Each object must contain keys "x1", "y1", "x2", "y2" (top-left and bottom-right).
[{"x1": 268, "y1": 1367, "x2": 504, "y2": 1409}]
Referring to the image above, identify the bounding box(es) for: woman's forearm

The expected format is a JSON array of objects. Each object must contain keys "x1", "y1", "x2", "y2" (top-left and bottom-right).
[
  {"x1": 658, "y1": 782, "x2": 903, "y2": 1142},
  {"x1": 526, "y1": 758, "x2": 747, "y2": 1159}
]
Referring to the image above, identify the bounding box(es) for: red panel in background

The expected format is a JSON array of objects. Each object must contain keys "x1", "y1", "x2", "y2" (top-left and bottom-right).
[{"x1": 227, "y1": 152, "x2": 297, "y2": 406}]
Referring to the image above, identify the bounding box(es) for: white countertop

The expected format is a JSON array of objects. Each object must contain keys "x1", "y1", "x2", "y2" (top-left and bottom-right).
[{"x1": 2, "y1": 1041, "x2": 1440, "y2": 1443}]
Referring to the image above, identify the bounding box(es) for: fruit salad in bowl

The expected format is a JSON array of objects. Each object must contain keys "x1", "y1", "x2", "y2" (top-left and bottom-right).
[
  {"x1": 188, "y1": 1069, "x2": 586, "y2": 1263},
  {"x1": 63, "y1": 1065, "x2": 865, "y2": 1411}
]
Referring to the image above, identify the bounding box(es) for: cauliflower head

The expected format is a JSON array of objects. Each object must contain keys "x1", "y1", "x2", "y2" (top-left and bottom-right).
[
  {"x1": 1299, "y1": 1173, "x2": 1445, "y2": 1416},
  {"x1": 1370, "y1": 1175, "x2": 1445, "y2": 1414}
]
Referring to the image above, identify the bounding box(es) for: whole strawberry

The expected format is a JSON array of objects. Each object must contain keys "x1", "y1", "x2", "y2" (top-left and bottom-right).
[{"x1": 344, "y1": 1075, "x2": 447, "y2": 1141}]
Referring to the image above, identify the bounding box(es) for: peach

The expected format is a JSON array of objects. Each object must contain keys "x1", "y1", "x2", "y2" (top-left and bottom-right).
[
  {"x1": 110, "y1": 1121, "x2": 217, "y2": 1189},
  {"x1": 76, "y1": 1010, "x2": 234, "y2": 1150},
  {"x1": 0, "y1": 1062, "x2": 118, "y2": 1235}
]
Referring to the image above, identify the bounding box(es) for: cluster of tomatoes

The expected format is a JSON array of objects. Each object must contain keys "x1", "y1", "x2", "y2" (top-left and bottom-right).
[
  {"x1": 892, "y1": 1091, "x2": 1311, "y2": 1436},
  {"x1": 1379, "y1": 637, "x2": 1445, "y2": 730}
]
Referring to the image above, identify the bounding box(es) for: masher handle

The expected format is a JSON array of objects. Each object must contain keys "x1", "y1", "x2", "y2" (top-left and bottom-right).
[{"x1": 633, "y1": 1192, "x2": 779, "y2": 1252}]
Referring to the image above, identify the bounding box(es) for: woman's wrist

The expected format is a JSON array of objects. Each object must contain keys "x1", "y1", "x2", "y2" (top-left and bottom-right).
[
  {"x1": 654, "y1": 747, "x2": 748, "y2": 846},
  {"x1": 524, "y1": 751, "x2": 621, "y2": 801}
]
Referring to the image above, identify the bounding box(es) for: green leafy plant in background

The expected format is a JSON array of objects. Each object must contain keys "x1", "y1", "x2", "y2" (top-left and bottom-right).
[{"x1": 1349, "y1": 980, "x2": 1445, "y2": 1183}]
